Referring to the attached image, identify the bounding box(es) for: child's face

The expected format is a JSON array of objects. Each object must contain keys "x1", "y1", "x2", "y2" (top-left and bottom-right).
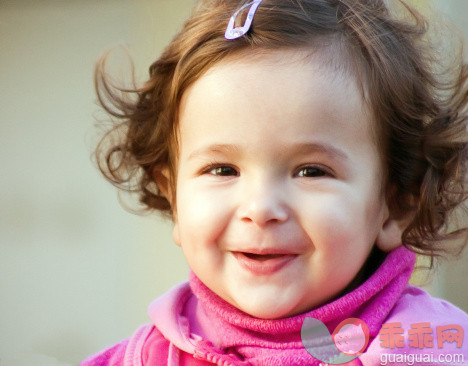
[{"x1": 168, "y1": 49, "x2": 400, "y2": 319}]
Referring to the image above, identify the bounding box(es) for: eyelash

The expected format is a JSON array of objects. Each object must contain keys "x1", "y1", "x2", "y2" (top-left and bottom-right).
[
  {"x1": 295, "y1": 165, "x2": 330, "y2": 178},
  {"x1": 202, "y1": 164, "x2": 239, "y2": 177},
  {"x1": 201, "y1": 163, "x2": 333, "y2": 178},
  {"x1": 201, "y1": 163, "x2": 237, "y2": 176}
]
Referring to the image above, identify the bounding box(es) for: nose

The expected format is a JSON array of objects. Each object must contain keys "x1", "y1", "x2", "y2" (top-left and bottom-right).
[{"x1": 236, "y1": 180, "x2": 289, "y2": 227}]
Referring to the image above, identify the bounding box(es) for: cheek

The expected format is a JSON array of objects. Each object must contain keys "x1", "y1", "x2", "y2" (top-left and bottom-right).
[
  {"x1": 301, "y1": 194, "x2": 376, "y2": 252},
  {"x1": 175, "y1": 183, "x2": 233, "y2": 246}
]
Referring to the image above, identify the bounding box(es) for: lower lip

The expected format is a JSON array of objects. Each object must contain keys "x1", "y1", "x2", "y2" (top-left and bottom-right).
[{"x1": 231, "y1": 252, "x2": 298, "y2": 275}]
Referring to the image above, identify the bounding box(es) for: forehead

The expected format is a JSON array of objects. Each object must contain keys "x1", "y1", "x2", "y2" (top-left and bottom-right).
[{"x1": 177, "y1": 48, "x2": 375, "y2": 154}]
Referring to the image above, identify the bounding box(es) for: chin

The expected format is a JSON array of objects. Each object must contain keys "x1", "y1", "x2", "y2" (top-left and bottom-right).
[
  {"x1": 241, "y1": 305, "x2": 292, "y2": 320},
  {"x1": 234, "y1": 296, "x2": 302, "y2": 320}
]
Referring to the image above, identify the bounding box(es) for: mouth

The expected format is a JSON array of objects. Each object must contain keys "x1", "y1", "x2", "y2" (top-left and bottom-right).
[
  {"x1": 239, "y1": 252, "x2": 287, "y2": 261},
  {"x1": 231, "y1": 251, "x2": 298, "y2": 275}
]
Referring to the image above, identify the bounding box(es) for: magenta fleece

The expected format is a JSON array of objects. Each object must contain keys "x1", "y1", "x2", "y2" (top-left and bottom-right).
[{"x1": 80, "y1": 247, "x2": 468, "y2": 365}]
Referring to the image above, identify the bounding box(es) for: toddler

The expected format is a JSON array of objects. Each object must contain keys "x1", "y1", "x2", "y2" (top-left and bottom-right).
[{"x1": 81, "y1": 0, "x2": 468, "y2": 365}]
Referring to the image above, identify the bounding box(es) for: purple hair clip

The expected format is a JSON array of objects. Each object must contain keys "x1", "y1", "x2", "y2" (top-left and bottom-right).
[{"x1": 225, "y1": 0, "x2": 264, "y2": 40}]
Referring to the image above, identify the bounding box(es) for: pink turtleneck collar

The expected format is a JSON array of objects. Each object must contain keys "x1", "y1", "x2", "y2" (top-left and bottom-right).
[{"x1": 149, "y1": 246, "x2": 416, "y2": 365}]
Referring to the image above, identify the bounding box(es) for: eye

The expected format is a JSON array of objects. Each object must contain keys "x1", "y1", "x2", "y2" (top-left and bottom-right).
[
  {"x1": 204, "y1": 165, "x2": 239, "y2": 176},
  {"x1": 296, "y1": 166, "x2": 328, "y2": 178}
]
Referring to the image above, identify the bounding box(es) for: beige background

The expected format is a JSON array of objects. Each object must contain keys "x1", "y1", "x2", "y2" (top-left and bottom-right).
[{"x1": 0, "y1": 1, "x2": 466, "y2": 365}]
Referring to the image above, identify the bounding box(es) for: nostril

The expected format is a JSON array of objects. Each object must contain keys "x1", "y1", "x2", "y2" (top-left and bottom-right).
[
  {"x1": 239, "y1": 215, "x2": 285, "y2": 227},
  {"x1": 237, "y1": 203, "x2": 289, "y2": 225}
]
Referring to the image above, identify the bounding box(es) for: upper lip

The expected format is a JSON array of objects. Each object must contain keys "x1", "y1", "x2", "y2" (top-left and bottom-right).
[{"x1": 230, "y1": 247, "x2": 300, "y2": 255}]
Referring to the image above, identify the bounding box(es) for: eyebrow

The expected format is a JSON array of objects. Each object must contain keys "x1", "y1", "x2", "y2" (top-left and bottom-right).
[
  {"x1": 290, "y1": 142, "x2": 349, "y2": 162},
  {"x1": 187, "y1": 142, "x2": 349, "y2": 162}
]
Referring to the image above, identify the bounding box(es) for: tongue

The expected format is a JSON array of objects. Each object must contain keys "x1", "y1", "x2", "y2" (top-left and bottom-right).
[{"x1": 242, "y1": 253, "x2": 285, "y2": 261}]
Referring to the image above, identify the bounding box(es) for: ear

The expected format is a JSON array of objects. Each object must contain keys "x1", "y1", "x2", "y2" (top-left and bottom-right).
[
  {"x1": 376, "y1": 206, "x2": 405, "y2": 252},
  {"x1": 172, "y1": 223, "x2": 181, "y2": 247},
  {"x1": 152, "y1": 165, "x2": 172, "y2": 203},
  {"x1": 152, "y1": 165, "x2": 181, "y2": 247},
  {"x1": 376, "y1": 220, "x2": 403, "y2": 252}
]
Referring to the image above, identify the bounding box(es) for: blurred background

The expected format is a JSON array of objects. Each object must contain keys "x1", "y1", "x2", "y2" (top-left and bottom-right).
[{"x1": 0, "y1": 1, "x2": 466, "y2": 365}]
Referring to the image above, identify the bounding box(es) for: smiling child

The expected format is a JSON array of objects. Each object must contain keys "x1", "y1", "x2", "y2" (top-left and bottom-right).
[{"x1": 81, "y1": 0, "x2": 468, "y2": 365}]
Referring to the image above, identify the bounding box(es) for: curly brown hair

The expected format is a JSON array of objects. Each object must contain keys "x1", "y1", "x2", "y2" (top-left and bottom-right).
[{"x1": 94, "y1": 0, "x2": 467, "y2": 259}]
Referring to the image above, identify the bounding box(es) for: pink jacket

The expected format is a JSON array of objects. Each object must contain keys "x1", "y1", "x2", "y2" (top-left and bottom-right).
[{"x1": 80, "y1": 247, "x2": 468, "y2": 365}]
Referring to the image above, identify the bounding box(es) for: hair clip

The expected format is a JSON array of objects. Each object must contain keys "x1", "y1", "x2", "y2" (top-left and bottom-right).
[{"x1": 225, "y1": 0, "x2": 264, "y2": 40}]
